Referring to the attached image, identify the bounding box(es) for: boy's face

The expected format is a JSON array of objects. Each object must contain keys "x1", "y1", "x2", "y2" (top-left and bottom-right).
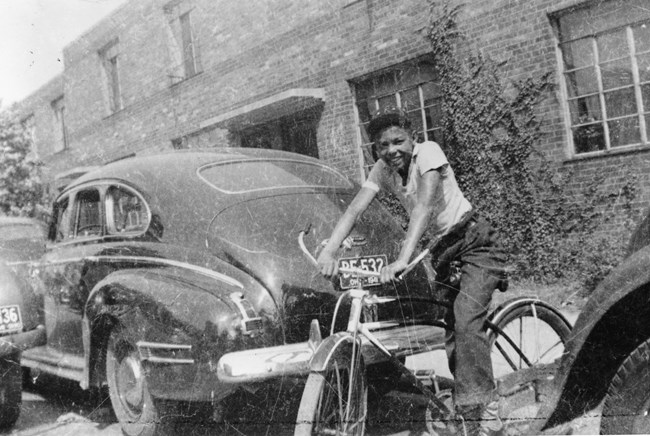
[{"x1": 374, "y1": 126, "x2": 415, "y2": 172}]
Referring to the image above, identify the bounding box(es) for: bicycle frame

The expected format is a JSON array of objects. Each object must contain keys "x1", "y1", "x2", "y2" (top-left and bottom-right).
[{"x1": 217, "y1": 230, "x2": 570, "y2": 403}]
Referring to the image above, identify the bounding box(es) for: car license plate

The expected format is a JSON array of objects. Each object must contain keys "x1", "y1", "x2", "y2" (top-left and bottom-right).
[
  {"x1": 338, "y1": 255, "x2": 387, "y2": 289},
  {"x1": 0, "y1": 305, "x2": 22, "y2": 334}
]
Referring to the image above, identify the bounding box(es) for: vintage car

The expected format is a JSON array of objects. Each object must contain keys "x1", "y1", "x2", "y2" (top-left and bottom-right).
[
  {"x1": 10, "y1": 149, "x2": 437, "y2": 436},
  {"x1": 0, "y1": 217, "x2": 46, "y2": 429},
  {"x1": 532, "y1": 209, "x2": 650, "y2": 434}
]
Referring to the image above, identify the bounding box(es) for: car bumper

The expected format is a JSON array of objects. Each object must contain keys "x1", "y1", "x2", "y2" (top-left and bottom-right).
[
  {"x1": 217, "y1": 323, "x2": 446, "y2": 383},
  {"x1": 0, "y1": 325, "x2": 46, "y2": 358}
]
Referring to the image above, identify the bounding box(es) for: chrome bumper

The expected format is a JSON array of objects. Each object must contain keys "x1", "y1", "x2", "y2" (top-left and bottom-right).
[{"x1": 217, "y1": 322, "x2": 446, "y2": 384}]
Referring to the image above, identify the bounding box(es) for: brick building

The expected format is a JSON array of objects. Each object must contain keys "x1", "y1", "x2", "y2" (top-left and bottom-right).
[{"x1": 14, "y1": 0, "x2": 650, "y2": 227}]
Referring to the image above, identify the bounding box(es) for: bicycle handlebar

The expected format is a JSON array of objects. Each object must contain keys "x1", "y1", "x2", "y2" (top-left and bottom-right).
[{"x1": 298, "y1": 227, "x2": 433, "y2": 281}]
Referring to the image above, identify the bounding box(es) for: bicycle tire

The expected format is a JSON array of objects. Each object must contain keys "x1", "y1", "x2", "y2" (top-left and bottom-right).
[
  {"x1": 489, "y1": 300, "x2": 571, "y2": 379},
  {"x1": 295, "y1": 346, "x2": 368, "y2": 436}
]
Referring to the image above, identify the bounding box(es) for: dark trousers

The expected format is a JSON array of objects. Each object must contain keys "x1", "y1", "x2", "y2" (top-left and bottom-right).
[{"x1": 433, "y1": 216, "x2": 507, "y2": 406}]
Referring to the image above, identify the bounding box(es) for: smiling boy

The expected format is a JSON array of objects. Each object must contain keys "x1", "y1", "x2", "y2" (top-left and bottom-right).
[{"x1": 317, "y1": 107, "x2": 506, "y2": 436}]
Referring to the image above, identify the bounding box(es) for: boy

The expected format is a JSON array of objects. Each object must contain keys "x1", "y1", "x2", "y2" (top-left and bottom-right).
[{"x1": 317, "y1": 107, "x2": 506, "y2": 436}]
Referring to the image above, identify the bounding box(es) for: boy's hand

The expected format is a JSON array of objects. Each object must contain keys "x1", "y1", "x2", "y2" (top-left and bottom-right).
[
  {"x1": 317, "y1": 250, "x2": 339, "y2": 280},
  {"x1": 380, "y1": 259, "x2": 408, "y2": 283}
]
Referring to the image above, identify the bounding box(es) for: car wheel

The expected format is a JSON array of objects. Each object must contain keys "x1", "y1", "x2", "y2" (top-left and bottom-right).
[
  {"x1": 106, "y1": 326, "x2": 161, "y2": 436},
  {"x1": 0, "y1": 352, "x2": 22, "y2": 430},
  {"x1": 601, "y1": 337, "x2": 650, "y2": 434}
]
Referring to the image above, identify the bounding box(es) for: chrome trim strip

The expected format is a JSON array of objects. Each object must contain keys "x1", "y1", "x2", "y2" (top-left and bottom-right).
[
  {"x1": 137, "y1": 341, "x2": 195, "y2": 365},
  {"x1": 196, "y1": 157, "x2": 353, "y2": 195},
  {"x1": 136, "y1": 341, "x2": 192, "y2": 350},
  {"x1": 21, "y1": 255, "x2": 244, "y2": 289},
  {"x1": 144, "y1": 356, "x2": 194, "y2": 364}
]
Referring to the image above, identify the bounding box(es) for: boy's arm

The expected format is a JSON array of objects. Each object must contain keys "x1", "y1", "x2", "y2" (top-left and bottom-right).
[
  {"x1": 380, "y1": 169, "x2": 440, "y2": 283},
  {"x1": 317, "y1": 186, "x2": 377, "y2": 279}
]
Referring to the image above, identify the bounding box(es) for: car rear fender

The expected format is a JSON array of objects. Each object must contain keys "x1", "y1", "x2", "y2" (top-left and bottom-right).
[
  {"x1": 535, "y1": 246, "x2": 650, "y2": 431},
  {"x1": 81, "y1": 268, "x2": 279, "y2": 388}
]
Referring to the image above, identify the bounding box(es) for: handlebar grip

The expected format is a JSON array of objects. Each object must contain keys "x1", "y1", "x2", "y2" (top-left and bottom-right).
[{"x1": 338, "y1": 267, "x2": 381, "y2": 277}]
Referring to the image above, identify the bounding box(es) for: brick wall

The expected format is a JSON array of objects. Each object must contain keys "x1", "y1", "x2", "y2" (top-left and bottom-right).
[{"x1": 14, "y1": 0, "x2": 650, "y2": 233}]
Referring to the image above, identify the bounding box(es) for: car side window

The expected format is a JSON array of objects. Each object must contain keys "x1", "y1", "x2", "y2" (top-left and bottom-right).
[
  {"x1": 106, "y1": 186, "x2": 150, "y2": 235},
  {"x1": 73, "y1": 189, "x2": 102, "y2": 238},
  {"x1": 51, "y1": 196, "x2": 72, "y2": 242}
]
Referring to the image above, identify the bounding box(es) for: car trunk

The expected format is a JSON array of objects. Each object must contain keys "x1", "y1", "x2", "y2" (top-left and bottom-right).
[{"x1": 208, "y1": 191, "x2": 442, "y2": 343}]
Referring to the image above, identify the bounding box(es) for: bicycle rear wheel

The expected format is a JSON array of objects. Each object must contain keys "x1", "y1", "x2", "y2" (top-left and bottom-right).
[
  {"x1": 489, "y1": 299, "x2": 571, "y2": 379},
  {"x1": 295, "y1": 346, "x2": 367, "y2": 436}
]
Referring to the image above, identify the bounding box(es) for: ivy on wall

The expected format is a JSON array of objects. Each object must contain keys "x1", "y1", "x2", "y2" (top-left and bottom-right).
[{"x1": 422, "y1": 2, "x2": 639, "y2": 292}]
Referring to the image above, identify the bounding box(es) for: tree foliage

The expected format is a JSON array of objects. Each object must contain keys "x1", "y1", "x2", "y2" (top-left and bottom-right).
[{"x1": 0, "y1": 109, "x2": 45, "y2": 217}]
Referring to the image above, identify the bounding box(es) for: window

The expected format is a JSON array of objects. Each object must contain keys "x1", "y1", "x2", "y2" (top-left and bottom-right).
[
  {"x1": 164, "y1": 1, "x2": 201, "y2": 83},
  {"x1": 105, "y1": 186, "x2": 150, "y2": 235},
  {"x1": 352, "y1": 59, "x2": 443, "y2": 172},
  {"x1": 556, "y1": 0, "x2": 650, "y2": 155},
  {"x1": 73, "y1": 189, "x2": 102, "y2": 238},
  {"x1": 51, "y1": 196, "x2": 71, "y2": 242},
  {"x1": 99, "y1": 40, "x2": 122, "y2": 113},
  {"x1": 51, "y1": 96, "x2": 67, "y2": 152}
]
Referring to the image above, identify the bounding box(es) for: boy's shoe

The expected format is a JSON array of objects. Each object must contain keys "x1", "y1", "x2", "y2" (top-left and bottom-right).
[{"x1": 456, "y1": 401, "x2": 504, "y2": 436}]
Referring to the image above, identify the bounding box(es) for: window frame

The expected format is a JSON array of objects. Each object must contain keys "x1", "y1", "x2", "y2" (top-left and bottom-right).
[
  {"x1": 71, "y1": 188, "x2": 104, "y2": 240},
  {"x1": 99, "y1": 40, "x2": 122, "y2": 114},
  {"x1": 104, "y1": 184, "x2": 152, "y2": 237},
  {"x1": 164, "y1": 1, "x2": 201, "y2": 83},
  {"x1": 351, "y1": 60, "x2": 444, "y2": 175},
  {"x1": 555, "y1": 5, "x2": 650, "y2": 157},
  {"x1": 51, "y1": 96, "x2": 68, "y2": 152}
]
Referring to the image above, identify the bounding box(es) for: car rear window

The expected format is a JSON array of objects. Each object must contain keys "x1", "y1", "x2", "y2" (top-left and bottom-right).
[{"x1": 198, "y1": 159, "x2": 353, "y2": 193}]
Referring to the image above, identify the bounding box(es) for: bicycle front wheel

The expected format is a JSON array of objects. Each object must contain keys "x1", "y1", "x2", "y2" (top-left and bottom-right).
[
  {"x1": 489, "y1": 299, "x2": 571, "y2": 379},
  {"x1": 295, "y1": 347, "x2": 368, "y2": 436}
]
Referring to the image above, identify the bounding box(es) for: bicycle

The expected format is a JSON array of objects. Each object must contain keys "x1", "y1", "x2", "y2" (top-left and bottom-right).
[{"x1": 293, "y1": 229, "x2": 572, "y2": 436}]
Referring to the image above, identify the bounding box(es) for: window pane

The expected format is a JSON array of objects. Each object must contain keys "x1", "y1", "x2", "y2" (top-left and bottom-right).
[
  {"x1": 108, "y1": 186, "x2": 150, "y2": 234},
  {"x1": 572, "y1": 123, "x2": 606, "y2": 153},
  {"x1": 377, "y1": 95, "x2": 397, "y2": 111},
  {"x1": 54, "y1": 197, "x2": 71, "y2": 242},
  {"x1": 424, "y1": 103, "x2": 443, "y2": 129},
  {"x1": 604, "y1": 87, "x2": 637, "y2": 117},
  {"x1": 600, "y1": 58, "x2": 633, "y2": 90},
  {"x1": 634, "y1": 22, "x2": 650, "y2": 53},
  {"x1": 75, "y1": 190, "x2": 101, "y2": 237},
  {"x1": 428, "y1": 128, "x2": 444, "y2": 145},
  {"x1": 374, "y1": 71, "x2": 397, "y2": 97},
  {"x1": 568, "y1": 96, "x2": 602, "y2": 124},
  {"x1": 357, "y1": 99, "x2": 373, "y2": 124},
  {"x1": 637, "y1": 52, "x2": 650, "y2": 82},
  {"x1": 406, "y1": 109, "x2": 424, "y2": 136},
  {"x1": 400, "y1": 87, "x2": 420, "y2": 110},
  {"x1": 395, "y1": 64, "x2": 421, "y2": 90},
  {"x1": 565, "y1": 68, "x2": 598, "y2": 97},
  {"x1": 598, "y1": 29, "x2": 628, "y2": 62},
  {"x1": 180, "y1": 12, "x2": 196, "y2": 77},
  {"x1": 562, "y1": 39, "x2": 595, "y2": 70},
  {"x1": 421, "y1": 81, "x2": 442, "y2": 100},
  {"x1": 608, "y1": 116, "x2": 640, "y2": 146},
  {"x1": 355, "y1": 79, "x2": 373, "y2": 100}
]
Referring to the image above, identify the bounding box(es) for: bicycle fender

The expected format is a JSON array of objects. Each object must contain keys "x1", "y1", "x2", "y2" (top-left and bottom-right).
[
  {"x1": 488, "y1": 296, "x2": 572, "y2": 330},
  {"x1": 309, "y1": 332, "x2": 359, "y2": 372}
]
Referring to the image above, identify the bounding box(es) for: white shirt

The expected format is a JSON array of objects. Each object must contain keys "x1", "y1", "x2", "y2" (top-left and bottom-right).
[{"x1": 362, "y1": 141, "x2": 472, "y2": 237}]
